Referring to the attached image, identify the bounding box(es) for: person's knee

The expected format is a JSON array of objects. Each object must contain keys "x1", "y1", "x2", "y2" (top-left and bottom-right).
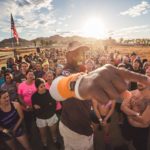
[
  {"x1": 24, "y1": 144, "x2": 32, "y2": 150},
  {"x1": 6, "y1": 141, "x2": 16, "y2": 150}
]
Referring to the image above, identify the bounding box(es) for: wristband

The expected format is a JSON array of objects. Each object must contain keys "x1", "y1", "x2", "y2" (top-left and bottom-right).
[
  {"x1": 50, "y1": 73, "x2": 86, "y2": 101},
  {"x1": 99, "y1": 118, "x2": 103, "y2": 122},
  {"x1": 74, "y1": 75, "x2": 86, "y2": 100},
  {"x1": 136, "y1": 113, "x2": 140, "y2": 116}
]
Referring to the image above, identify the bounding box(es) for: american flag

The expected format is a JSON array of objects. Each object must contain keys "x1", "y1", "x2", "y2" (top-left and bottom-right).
[{"x1": 11, "y1": 14, "x2": 19, "y2": 44}]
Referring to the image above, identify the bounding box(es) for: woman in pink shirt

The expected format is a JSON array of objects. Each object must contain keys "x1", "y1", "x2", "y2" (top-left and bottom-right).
[
  {"x1": 45, "y1": 71, "x2": 55, "y2": 90},
  {"x1": 18, "y1": 69, "x2": 36, "y2": 135}
]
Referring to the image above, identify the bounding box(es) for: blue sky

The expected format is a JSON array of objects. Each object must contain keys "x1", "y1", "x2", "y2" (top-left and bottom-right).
[{"x1": 0, "y1": 0, "x2": 150, "y2": 41}]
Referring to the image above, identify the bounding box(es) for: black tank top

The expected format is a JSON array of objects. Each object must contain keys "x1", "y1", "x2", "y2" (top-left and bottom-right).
[{"x1": 0, "y1": 103, "x2": 19, "y2": 129}]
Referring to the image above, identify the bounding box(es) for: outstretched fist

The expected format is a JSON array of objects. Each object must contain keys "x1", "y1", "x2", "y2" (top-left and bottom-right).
[{"x1": 79, "y1": 64, "x2": 149, "y2": 103}]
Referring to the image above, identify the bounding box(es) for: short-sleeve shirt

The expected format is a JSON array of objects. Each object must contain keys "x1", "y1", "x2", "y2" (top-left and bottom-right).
[{"x1": 18, "y1": 81, "x2": 36, "y2": 106}]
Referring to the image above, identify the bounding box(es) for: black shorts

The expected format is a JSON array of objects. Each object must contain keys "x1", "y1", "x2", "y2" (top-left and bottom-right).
[{"x1": 0, "y1": 125, "x2": 25, "y2": 141}]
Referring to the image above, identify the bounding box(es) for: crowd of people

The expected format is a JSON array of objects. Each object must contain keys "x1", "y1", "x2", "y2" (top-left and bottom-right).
[{"x1": 0, "y1": 43, "x2": 150, "y2": 150}]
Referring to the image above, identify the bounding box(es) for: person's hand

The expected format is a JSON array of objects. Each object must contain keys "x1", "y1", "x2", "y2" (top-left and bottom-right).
[
  {"x1": 99, "y1": 118, "x2": 103, "y2": 124},
  {"x1": 26, "y1": 105, "x2": 33, "y2": 111},
  {"x1": 79, "y1": 64, "x2": 149, "y2": 103},
  {"x1": 2, "y1": 128, "x2": 13, "y2": 137},
  {"x1": 128, "y1": 113, "x2": 141, "y2": 120},
  {"x1": 33, "y1": 104, "x2": 41, "y2": 109},
  {"x1": 128, "y1": 114, "x2": 139, "y2": 118},
  {"x1": 2, "y1": 128, "x2": 9, "y2": 134}
]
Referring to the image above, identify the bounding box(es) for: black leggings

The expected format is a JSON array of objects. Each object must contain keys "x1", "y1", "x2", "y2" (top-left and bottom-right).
[{"x1": 121, "y1": 117, "x2": 149, "y2": 150}]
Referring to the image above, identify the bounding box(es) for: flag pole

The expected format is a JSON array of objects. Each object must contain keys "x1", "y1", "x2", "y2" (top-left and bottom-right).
[
  {"x1": 11, "y1": 13, "x2": 19, "y2": 48},
  {"x1": 10, "y1": 14, "x2": 14, "y2": 48},
  {"x1": 11, "y1": 28, "x2": 14, "y2": 48}
]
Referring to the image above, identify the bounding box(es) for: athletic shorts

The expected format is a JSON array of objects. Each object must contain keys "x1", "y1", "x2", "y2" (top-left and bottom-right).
[
  {"x1": 0, "y1": 125, "x2": 25, "y2": 141},
  {"x1": 36, "y1": 114, "x2": 58, "y2": 128}
]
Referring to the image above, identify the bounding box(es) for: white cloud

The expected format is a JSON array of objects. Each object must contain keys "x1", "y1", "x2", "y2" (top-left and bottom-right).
[
  {"x1": 58, "y1": 21, "x2": 62, "y2": 25},
  {"x1": 59, "y1": 15, "x2": 72, "y2": 21},
  {"x1": 0, "y1": 0, "x2": 55, "y2": 40},
  {"x1": 112, "y1": 25, "x2": 150, "y2": 38},
  {"x1": 67, "y1": 15, "x2": 72, "y2": 19},
  {"x1": 69, "y1": 0, "x2": 75, "y2": 8},
  {"x1": 53, "y1": 28, "x2": 74, "y2": 36},
  {"x1": 59, "y1": 17, "x2": 66, "y2": 21},
  {"x1": 120, "y1": 1, "x2": 150, "y2": 17},
  {"x1": 64, "y1": 24, "x2": 69, "y2": 27}
]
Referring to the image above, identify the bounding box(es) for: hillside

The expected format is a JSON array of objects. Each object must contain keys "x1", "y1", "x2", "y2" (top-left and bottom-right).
[
  {"x1": 0, "y1": 35, "x2": 100, "y2": 48},
  {"x1": 1, "y1": 35, "x2": 150, "y2": 63},
  {"x1": 0, "y1": 38, "x2": 33, "y2": 47}
]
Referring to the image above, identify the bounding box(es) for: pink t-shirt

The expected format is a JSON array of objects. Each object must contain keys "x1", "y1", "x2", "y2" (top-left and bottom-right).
[
  {"x1": 18, "y1": 81, "x2": 36, "y2": 106},
  {"x1": 45, "y1": 82, "x2": 50, "y2": 90}
]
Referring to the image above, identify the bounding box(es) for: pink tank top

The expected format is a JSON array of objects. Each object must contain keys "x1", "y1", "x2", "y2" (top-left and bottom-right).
[{"x1": 101, "y1": 101, "x2": 112, "y2": 109}]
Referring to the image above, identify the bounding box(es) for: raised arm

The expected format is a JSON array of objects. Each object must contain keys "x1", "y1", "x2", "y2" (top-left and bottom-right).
[{"x1": 50, "y1": 64, "x2": 150, "y2": 104}]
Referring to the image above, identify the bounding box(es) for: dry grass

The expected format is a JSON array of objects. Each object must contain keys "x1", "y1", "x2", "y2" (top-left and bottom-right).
[
  {"x1": 0, "y1": 45, "x2": 150, "y2": 67},
  {"x1": 109, "y1": 45, "x2": 150, "y2": 60}
]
